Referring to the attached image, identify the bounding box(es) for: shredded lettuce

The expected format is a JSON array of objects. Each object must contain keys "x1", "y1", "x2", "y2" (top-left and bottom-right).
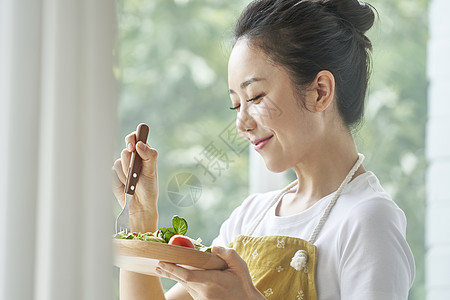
[{"x1": 113, "y1": 231, "x2": 165, "y2": 242}]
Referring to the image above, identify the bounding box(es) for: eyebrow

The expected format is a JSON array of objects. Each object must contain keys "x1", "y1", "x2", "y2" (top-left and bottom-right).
[{"x1": 228, "y1": 77, "x2": 265, "y2": 95}]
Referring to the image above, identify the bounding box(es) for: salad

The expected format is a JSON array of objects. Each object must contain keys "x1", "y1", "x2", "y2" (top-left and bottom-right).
[{"x1": 114, "y1": 215, "x2": 211, "y2": 252}]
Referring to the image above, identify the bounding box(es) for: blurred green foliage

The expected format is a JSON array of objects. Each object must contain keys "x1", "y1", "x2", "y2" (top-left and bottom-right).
[{"x1": 114, "y1": 0, "x2": 428, "y2": 298}]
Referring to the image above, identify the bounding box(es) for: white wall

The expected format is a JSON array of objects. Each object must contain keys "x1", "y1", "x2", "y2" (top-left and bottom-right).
[{"x1": 426, "y1": 0, "x2": 450, "y2": 298}]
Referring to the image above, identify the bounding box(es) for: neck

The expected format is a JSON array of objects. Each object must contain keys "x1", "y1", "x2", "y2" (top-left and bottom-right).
[{"x1": 291, "y1": 131, "x2": 365, "y2": 205}]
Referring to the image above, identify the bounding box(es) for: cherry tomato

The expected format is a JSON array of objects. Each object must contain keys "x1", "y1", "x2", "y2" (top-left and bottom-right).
[{"x1": 168, "y1": 235, "x2": 195, "y2": 248}]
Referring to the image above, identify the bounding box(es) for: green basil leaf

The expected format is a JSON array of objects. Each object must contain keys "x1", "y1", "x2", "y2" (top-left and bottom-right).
[
  {"x1": 164, "y1": 230, "x2": 176, "y2": 242},
  {"x1": 159, "y1": 227, "x2": 167, "y2": 235},
  {"x1": 172, "y1": 215, "x2": 188, "y2": 236},
  {"x1": 158, "y1": 227, "x2": 166, "y2": 241}
]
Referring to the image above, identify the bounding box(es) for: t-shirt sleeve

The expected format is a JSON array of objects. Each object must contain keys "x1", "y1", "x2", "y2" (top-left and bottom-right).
[
  {"x1": 211, "y1": 205, "x2": 244, "y2": 247},
  {"x1": 337, "y1": 198, "x2": 416, "y2": 300},
  {"x1": 211, "y1": 193, "x2": 265, "y2": 247}
]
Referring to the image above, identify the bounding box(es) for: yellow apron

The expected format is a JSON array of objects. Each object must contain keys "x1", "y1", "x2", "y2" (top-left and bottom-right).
[
  {"x1": 230, "y1": 154, "x2": 364, "y2": 299},
  {"x1": 231, "y1": 235, "x2": 317, "y2": 299}
]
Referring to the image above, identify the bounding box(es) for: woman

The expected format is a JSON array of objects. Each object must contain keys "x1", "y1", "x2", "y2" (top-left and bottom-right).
[{"x1": 113, "y1": 0, "x2": 416, "y2": 299}]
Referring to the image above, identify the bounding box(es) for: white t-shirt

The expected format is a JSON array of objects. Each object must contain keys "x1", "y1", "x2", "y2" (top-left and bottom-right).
[{"x1": 213, "y1": 172, "x2": 416, "y2": 300}]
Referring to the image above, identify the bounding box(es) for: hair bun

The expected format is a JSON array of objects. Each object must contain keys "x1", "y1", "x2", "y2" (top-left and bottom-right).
[{"x1": 321, "y1": 0, "x2": 376, "y2": 34}]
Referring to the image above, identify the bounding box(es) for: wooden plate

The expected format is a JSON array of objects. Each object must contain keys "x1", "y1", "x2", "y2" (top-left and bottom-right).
[{"x1": 113, "y1": 239, "x2": 228, "y2": 276}]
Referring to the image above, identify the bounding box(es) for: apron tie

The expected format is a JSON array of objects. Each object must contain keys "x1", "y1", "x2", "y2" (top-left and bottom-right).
[{"x1": 290, "y1": 250, "x2": 309, "y2": 272}]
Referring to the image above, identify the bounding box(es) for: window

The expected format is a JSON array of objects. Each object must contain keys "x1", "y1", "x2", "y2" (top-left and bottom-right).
[
  {"x1": 115, "y1": 0, "x2": 427, "y2": 298},
  {"x1": 114, "y1": 0, "x2": 251, "y2": 293}
]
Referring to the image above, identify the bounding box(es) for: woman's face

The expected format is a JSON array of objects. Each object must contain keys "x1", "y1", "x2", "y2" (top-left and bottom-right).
[{"x1": 228, "y1": 39, "x2": 326, "y2": 172}]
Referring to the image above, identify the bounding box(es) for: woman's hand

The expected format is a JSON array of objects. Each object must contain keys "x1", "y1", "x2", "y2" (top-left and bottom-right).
[
  {"x1": 157, "y1": 246, "x2": 265, "y2": 300},
  {"x1": 112, "y1": 130, "x2": 159, "y2": 232}
]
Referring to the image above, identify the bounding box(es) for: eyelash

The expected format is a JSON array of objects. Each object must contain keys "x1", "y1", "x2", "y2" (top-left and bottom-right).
[{"x1": 229, "y1": 94, "x2": 264, "y2": 110}]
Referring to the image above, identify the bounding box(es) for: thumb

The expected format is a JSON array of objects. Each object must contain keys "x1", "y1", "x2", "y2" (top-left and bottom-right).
[
  {"x1": 212, "y1": 246, "x2": 249, "y2": 273},
  {"x1": 136, "y1": 141, "x2": 158, "y2": 176}
]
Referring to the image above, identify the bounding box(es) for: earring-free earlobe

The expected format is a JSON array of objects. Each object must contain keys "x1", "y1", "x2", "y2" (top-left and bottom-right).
[{"x1": 314, "y1": 70, "x2": 335, "y2": 113}]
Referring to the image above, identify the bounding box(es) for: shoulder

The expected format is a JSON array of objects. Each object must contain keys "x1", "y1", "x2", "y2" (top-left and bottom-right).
[
  {"x1": 328, "y1": 172, "x2": 416, "y2": 297},
  {"x1": 335, "y1": 171, "x2": 407, "y2": 230},
  {"x1": 226, "y1": 189, "x2": 281, "y2": 230},
  {"x1": 211, "y1": 189, "x2": 280, "y2": 246},
  {"x1": 238, "y1": 190, "x2": 280, "y2": 217},
  {"x1": 319, "y1": 172, "x2": 410, "y2": 254}
]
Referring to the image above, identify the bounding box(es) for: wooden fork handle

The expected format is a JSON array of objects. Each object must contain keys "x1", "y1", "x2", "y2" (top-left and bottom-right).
[{"x1": 125, "y1": 123, "x2": 149, "y2": 195}]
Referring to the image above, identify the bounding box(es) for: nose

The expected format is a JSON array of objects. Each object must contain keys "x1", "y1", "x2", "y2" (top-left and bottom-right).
[{"x1": 236, "y1": 107, "x2": 256, "y2": 133}]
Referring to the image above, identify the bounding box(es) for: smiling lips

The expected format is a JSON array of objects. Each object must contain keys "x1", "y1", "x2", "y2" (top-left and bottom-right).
[{"x1": 252, "y1": 135, "x2": 273, "y2": 151}]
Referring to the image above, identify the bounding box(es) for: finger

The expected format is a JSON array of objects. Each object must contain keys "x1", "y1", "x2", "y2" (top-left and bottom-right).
[
  {"x1": 157, "y1": 262, "x2": 202, "y2": 284},
  {"x1": 120, "y1": 148, "x2": 132, "y2": 176},
  {"x1": 112, "y1": 167, "x2": 124, "y2": 191},
  {"x1": 112, "y1": 160, "x2": 126, "y2": 205},
  {"x1": 136, "y1": 142, "x2": 158, "y2": 176},
  {"x1": 212, "y1": 246, "x2": 249, "y2": 273},
  {"x1": 112, "y1": 169, "x2": 125, "y2": 207},
  {"x1": 156, "y1": 263, "x2": 188, "y2": 283},
  {"x1": 113, "y1": 158, "x2": 127, "y2": 184},
  {"x1": 124, "y1": 132, "x2": 137, "y2": 152}
]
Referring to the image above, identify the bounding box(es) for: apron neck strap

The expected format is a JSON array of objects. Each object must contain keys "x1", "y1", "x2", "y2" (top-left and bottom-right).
[{"x1": 307, "y1": 153, "x2": 364, "y2": 244}]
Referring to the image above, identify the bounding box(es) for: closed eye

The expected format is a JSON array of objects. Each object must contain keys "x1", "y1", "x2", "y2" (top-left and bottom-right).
[
  {"x1": 246, "y1": 94, "x2": 264, "y2": 103},
  {"x1": 230, "y1": 94, "x2": 265, "y2": 110}
]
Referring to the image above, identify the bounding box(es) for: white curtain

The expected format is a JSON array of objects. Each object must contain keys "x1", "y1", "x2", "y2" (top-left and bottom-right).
[{"x1": 0, "y1": 0, "x2": 116, "y2": 299}]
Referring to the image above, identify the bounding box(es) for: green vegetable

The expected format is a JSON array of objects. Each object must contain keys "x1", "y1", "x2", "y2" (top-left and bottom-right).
[
  {"x1": 113, "y1": 215, "x2": 210, "y2": 251},
  {"x1": 159, "y1": 215, "x2": 188, "y2": 242},
  {"x1": 143, "y1": 235, "x2": 165, "y2": 243},
  {"x1": 192, "y1": 238, "x2": 212, "y2": 252},
  {"x1": 113, "y1": 231, "x2": 165, "y2": 242},
  {"x1": 172, "y1": 215, "x2": 188, "y2": 236}
]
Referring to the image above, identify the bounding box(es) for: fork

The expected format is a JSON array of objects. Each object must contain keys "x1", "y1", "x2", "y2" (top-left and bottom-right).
[{"x1": 115, "y1": 123, "x2": 149, "y2": 234}]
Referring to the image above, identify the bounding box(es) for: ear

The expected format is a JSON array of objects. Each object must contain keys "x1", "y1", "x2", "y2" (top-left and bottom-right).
[{"x1": 311, "y1": 70, "x2": 335, "y2": 113}]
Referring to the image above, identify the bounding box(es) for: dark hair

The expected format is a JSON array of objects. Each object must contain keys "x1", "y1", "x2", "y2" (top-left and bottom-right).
[{"x1": 233, "y1": 0, "x2": 376, "y2": 127}]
